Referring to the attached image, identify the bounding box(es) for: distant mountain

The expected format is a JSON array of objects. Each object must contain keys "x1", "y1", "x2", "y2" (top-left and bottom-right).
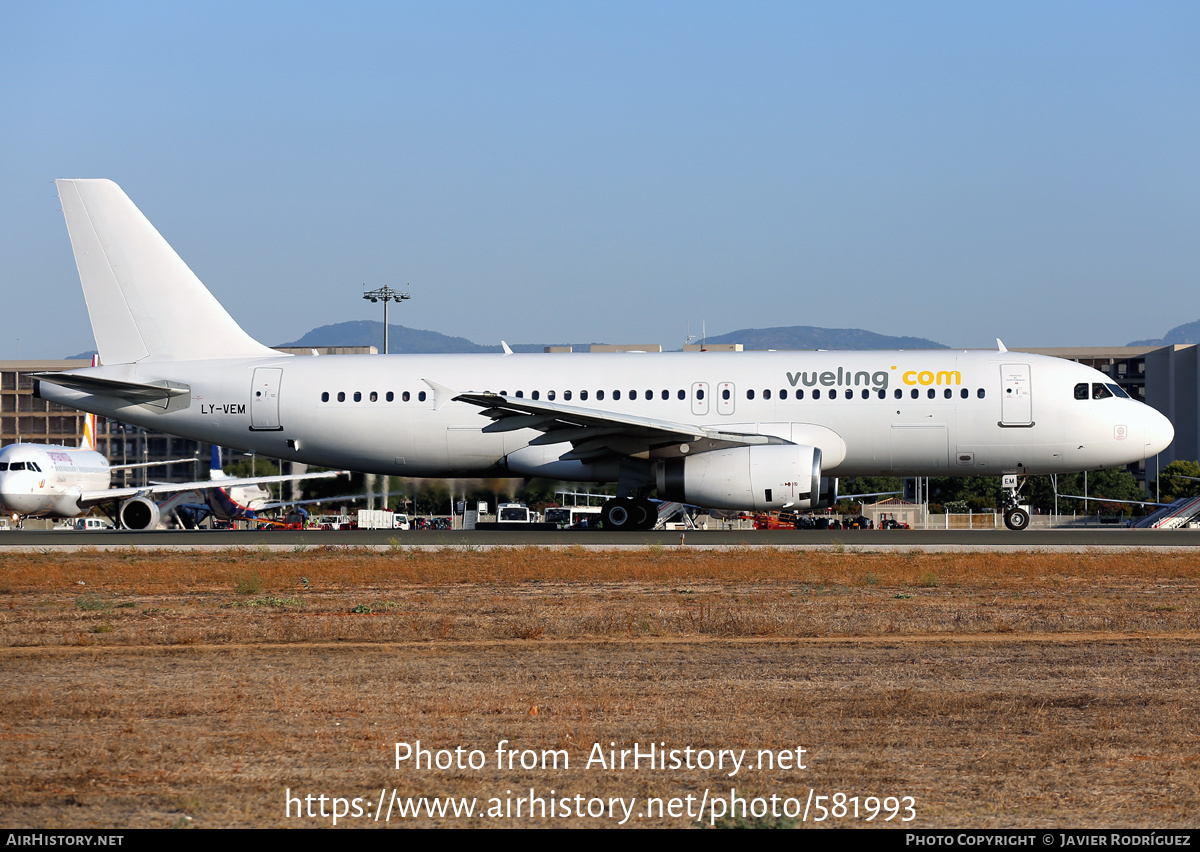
[
  {"x1": 278, "y1": 321, "x2": 496, "y2": 353},
  {"x1": 1129, "y1": 319, "x2": 1200, "y2": 347},
  {"x1": 275, "y1": 321, "x2": 947, "y2": 354},
  {"x1": 279, "y1": 321, "x2": 603, "y2": 353},
  {"x1": 702, "y1": 326, "x2": 948, "y2": 350}
]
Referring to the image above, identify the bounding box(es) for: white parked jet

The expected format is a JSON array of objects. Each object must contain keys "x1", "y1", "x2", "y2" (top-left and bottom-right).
[
  {"x1": 34, "y1": 179, "x2": 1174, "y2": 531},
  {"x1": 0, "y1": 411, "x2": 347, "y2": 529}
]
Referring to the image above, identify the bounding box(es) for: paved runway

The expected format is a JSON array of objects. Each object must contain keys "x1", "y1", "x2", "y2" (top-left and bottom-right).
[{"x1": 0, "y1": 527, "x2": 1196, "y2": 549}]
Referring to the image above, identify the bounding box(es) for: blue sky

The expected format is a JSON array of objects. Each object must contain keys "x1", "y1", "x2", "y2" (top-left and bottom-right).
[{"x1": 2, "y1": 1, "x2": 1197, "y2": 358}]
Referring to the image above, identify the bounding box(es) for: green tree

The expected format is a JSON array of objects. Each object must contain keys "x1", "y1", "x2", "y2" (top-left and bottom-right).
[{"x1": 1154, "y1": 460, "x2": 1200, "y2": 502}]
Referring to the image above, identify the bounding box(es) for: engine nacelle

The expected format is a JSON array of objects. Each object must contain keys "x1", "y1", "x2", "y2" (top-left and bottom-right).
[
  {"x1": 118, "y1": 497, "x2": 161, "y2": 530},
  {"x1": 657, "y1": 444, "x2": 823, "y2": 511}
]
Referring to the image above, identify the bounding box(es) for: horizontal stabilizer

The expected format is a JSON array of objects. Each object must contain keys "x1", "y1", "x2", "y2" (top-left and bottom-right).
[{"x1": 32, "y1": 372, "x2": 189, "y2": 406}]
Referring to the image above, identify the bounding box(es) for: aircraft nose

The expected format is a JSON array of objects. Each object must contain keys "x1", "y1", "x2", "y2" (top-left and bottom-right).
[
  {"x1": 0, "y1": 474, "x2": 35, "y2": 514},
  {"x1": 1143, "y1": 406, "x2": 1175, "y2": 458}
]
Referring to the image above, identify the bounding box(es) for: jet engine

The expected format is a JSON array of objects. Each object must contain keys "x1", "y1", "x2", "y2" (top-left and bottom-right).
[
  {"x1": 118, "y1": 496, "x2": 161, "y2": 530},
  {"x1": 656, "y1": 444, "x2": 824, "y2": 511}
]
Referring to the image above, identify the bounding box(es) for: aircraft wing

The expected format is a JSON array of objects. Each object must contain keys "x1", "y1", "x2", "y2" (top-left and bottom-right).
[
  {"x1": 453, "y1": 392, "x2": 789, "y2": 462},
  {"x1": 1055, "y1": 494, "x2": 1172, "y2": 507},
  {"x1": 252, "y1": 492, "x2": 370, "y2": 511},
  {"x1": 75, "y1": 470, "x2": 348, "y2": 508},
  {"x1": 111, "y1": 458, "x2": 200, "y2": 471}
]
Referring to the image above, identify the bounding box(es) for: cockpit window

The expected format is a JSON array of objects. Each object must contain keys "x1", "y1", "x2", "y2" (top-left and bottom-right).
[
  {"x1": 1107, "y1": 383, "x2": 1130, "y2": 399},
  {"x1": 1092, "y1": 383, "x2": 1114, "y2": 400},
  {"x1": 0, "y1": 463, "x2": 7, "y2": 471},
  {"x1": 1074, "y1": 383, "x2": 1089, "y2": 400}
]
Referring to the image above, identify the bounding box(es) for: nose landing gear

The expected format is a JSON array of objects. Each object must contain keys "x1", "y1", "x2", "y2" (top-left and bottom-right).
[{"x1": 1001, "y1": 474, "x2": 1030, "y2": 531}]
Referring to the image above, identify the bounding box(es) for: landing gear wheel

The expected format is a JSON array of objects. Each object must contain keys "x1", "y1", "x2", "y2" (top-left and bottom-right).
[
  {"x1": 1004, "y1": 507, "x2": 1030, "y2": 531},
  {"x1": 632, "y1": 497, "x2": 656, "y2": 530},
  {"x1": 601, "y1": 498, "x2": 635, "y2": 531}
]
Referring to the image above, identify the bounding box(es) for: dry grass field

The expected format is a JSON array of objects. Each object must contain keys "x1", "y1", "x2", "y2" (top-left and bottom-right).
[{"x1": 1, "y1": 546, "x2": 1198, "y2": 828}]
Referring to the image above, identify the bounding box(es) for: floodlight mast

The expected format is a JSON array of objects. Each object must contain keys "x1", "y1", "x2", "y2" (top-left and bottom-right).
[{"x1": 362, "y1": 285, "x2": 411, "y2": 354}]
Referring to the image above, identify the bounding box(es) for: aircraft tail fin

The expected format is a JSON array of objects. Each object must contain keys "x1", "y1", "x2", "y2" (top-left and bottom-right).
[
  {"x1": 79, "y1": 354, "x2": 99, "y2": 451},
  {"x1": 55, "y1": 179, "x2": 280, "y2": 365},
  {"x1": 209, "y1": 446, "x2": 230, "y2": 481},
  {"x1": 80, "y1": 412, "x2": 97, "y2": 452}
]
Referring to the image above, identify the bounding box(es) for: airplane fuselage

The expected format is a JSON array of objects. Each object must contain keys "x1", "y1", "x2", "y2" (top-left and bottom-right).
[{"x1": 36, "y1": 348, "x2": 1173, "y2": 493}]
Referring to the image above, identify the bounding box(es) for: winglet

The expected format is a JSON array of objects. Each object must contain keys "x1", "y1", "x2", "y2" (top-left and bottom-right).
[
  {"x1": 996, "y1": 338, "x2": 1008, "y2": 353},
  {"x1": 501, "y1": 340, "x2": 513, "y2": 355}
]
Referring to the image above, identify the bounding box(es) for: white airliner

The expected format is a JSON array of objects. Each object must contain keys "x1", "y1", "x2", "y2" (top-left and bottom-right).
[
  {"x1": 32, "y1": 179, "x2": 1174, "y2": 531},
  {"x1": 0, "y1": 410, "x2": 347, "y2": 529}
]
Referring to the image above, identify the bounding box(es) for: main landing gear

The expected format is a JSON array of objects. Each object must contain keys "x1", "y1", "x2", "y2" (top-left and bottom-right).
[
  {"x1": 1000, "y1": 474, "x2": 1030, "y2": 531},
  {"x1": 600, "y1": 496, "x2": 657, "y2": 531}
]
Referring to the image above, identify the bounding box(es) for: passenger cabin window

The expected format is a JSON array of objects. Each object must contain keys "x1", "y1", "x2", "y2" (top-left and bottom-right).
[
  {"x1": 613, "y1": 390, "x2": 621, "y2": 401},
  {"x1": 977, "y1": 388, "x2": 986, "y2": 398},
  {"x1": 370, "y1": 391, "x2": 378, "y2": 402},
  {"x1": 564, "y1": 390, "x2": 572, "y2": 401},
  {"x1": 418, "y1": 391, "x2": 427, "y2": 402},
  {"x1": 747, "y1": 389, "x2": 755, "y2": 400},
  {"x1": 677, "y1": 390, "x2": 685, "y2": 400},
  {"x1": 321, "y1": 392, "x2": 329, "y2": 402},
  {"x1": 386, "y1": 392, "x2": 394, "y2": 402},
  {"x1": 781, "y1": 389, "x2": 788, "y2": 400},
  {"x1": 764, "y1": 389, "x2": 772, "y2": 400},
  {"x1": 581, "y1": 390, "x2": 588, "y2": 401},
  {"x1": 696, "y1": 389, "x2": 704, "y2": 400},
  {"x1": 661, "y1": 390, "x2": 669, "y2": 400},
  {"x1": 548, "y1": 390, "x2": 555, "y2": 401},
  {"x1": 337, "y1": 392, "x2": 346, "y2": 402},
  {"x1": 597, "y1": 390, "x2": 605, "y2": 401}
]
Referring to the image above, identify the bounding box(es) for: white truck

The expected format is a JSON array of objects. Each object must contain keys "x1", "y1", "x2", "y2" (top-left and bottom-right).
[{"x1": 356, "y1": 509, "x2": 410, "y2": 530}]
